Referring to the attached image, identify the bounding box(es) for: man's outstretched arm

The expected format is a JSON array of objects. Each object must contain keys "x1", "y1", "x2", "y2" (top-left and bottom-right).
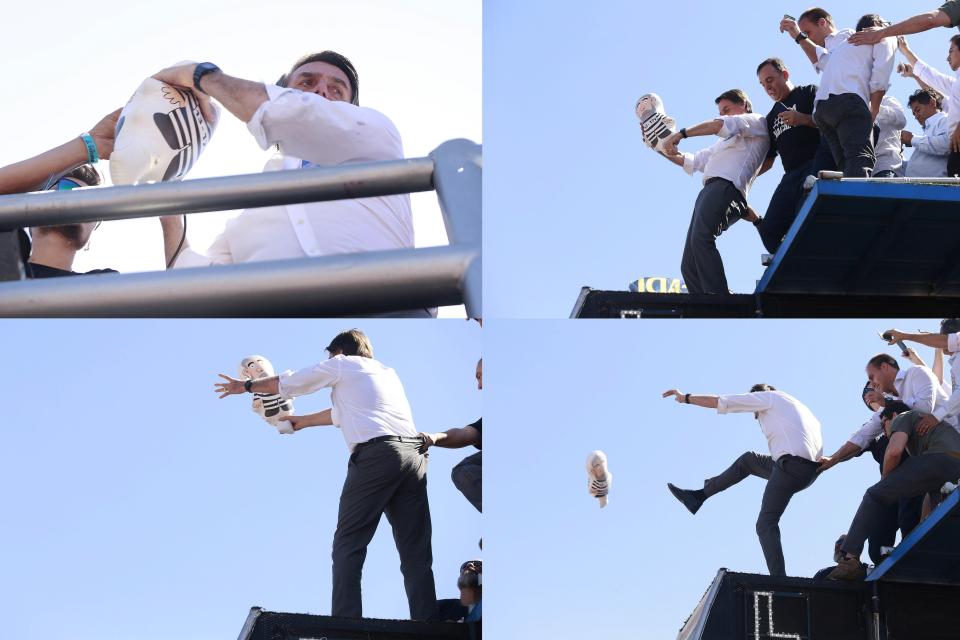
[
  {"x1": 883, "y1": 329, "x2": 948, "y2": 350},
  {"x1": 419, "y1": 425, "x2": 481, "y2": 451},
  {"x1": 849, "y1": 9, "x2": 953, "y2": 45},
  {"x1": 662, "y1": 389, "x2": 720, "y2": 408}
]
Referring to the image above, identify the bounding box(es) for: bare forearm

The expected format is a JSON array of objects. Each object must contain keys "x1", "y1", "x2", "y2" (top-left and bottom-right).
[
  {"x1": 248, "y1": 375, "x2": 280, "y2": 396},
  {"x1": 200, "y1": 72, "x2": 269, "y2": 123},
  {"x1": 159, "y1": 215, "x2": 188, "y2": 268},
  {"x1": 799, "y1": 39, "x2": 819, "y2": 66},
  {"x1": 758, "y1": 157, "x2": 775, "y2": 176},
  {"x1": 829, "y1": 441, "x2": 862, "y2": 464},
  {"x1": 687, "y1": 394, "x2": 720, "y2": 409},
  {"x1": 684, "y1": 119, "x2": 724, "y2": 138},
  {"x1": 870, "y1": 92, "x2": 884, "y2": 121},
  {"x1": 0, "y1": 138, "x2": 90, "y2": 195},
  {"x1": 899, "y1": 332, "x2": 948, "y2": 349},
  {"x1": 883, "y1": 11, "x2": 952, "y2": 38},
  {"x1": 426, "y1": 426, "x2": 479, "y2": 449},
  {"x1": 293, "y1": 409, "x2": 333, "y2": 430},
  {"x1": 882, "y1": 451, "x2": 902, "y2": 477}
]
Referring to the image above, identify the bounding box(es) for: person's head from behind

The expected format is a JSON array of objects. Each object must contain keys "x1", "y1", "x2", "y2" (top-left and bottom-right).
[
  {"x1": 715, "y1": 89, "x2": 752, "y2": 116},
  {"x1": 277, "y1": 51, "x2": 359, "y2": 105},
  {"x1": 855, "y1": 14, "x2": 888, "y2": 33},
  {"x1": 756, "y1": 58, "x2": 792, "y2": 102},
  {"x1": 326, "y1": 328, "x2": 373, "y2": 358},
  {"x1": 947, "y1": 35, "x2": 960, "y2": 72},
  {"x1": 866, "y1": 353, "x2": 899, "y2": 393},
  {"x1": 908, "y1": 89, "x2": 943, "y2": 126},
  {"x1": 879, "y1": 400, "x2": 913, "y2": 435},
  {"x1": 476, "y1": 358, "x2": 482, "y2": 390},
  {"x1": 798, "y1": 8, "x2": 836, "y2": 47},
  {"x1": 30, "y1": 164, "x2": 102, "y2": 250}
]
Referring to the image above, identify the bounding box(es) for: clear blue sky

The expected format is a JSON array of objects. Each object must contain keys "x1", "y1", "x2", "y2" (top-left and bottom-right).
[
  {"x1": 0, "y1": 319, "x2": 481, "y2": 638},
  {"x1": 484, "y1": 318, "x2": 944, "y2": 639},
  {"x1": 485, "y1": 0, "x2": 952, "y2": 317}
]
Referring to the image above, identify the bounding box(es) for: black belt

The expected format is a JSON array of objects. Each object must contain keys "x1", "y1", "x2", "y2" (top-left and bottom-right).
[
  {"x1": 780, "y1": 454, "x2": 817, "y2": 466},
  {"x1": 356, "y1": 435, "x2": 423, "y2": 448},
  {"x1": 704, "y1": 176, "x2": 734, "y2": 187}
]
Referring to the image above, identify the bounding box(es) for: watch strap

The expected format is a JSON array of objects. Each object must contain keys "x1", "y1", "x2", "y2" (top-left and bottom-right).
[{"x1": 193, "y1": 62, "x2": 221, "y2": 94}]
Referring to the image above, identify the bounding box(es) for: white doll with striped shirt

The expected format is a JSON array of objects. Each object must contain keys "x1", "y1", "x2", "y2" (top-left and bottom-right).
[{"x1": 240, "y1": 355, "x2": 295, "y2": 434}]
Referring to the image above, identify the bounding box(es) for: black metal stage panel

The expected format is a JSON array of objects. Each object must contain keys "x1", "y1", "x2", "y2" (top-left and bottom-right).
[
  {"x1": 569, "y1": 289, "x2": 960, "y2": 318},
  {"x1": 236, "y1": 607, "x2": 473, "y2": 640},
  {"x1": 574, "y1": 182, "x2": 960, "y2": 318},
  {"x1": 868, "y1": 487, "x2": 960, "y2": 586},
  {"x1": 677, "y1": 569, "x2": 960, "y2": 640},
  {"x1": 758, "y1": 181, "x2": 960, "y2": 298}
]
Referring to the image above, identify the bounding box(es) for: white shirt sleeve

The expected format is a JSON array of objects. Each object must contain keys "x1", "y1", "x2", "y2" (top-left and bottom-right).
[
  {"x1": 902, "y1": 367, "x2": 939, "y2": 417},
  {"x1": 914, "y1": 60, "x2": 956, "y2": 99},
  {"x1": 681, "y1": 147, "x2": 713, "y2": 175},
  {"x1": 718, "y1": 114, "x2": 767, "y2": 139},
  {"x1": 912, "y1": 116, "x2": 951, "y2": 155},
  {"x1": 869, "y1": 39, "x2": 896, "y2": 95},
  {"x1": 812, "y1": 43, "x2": 830, "y2": 74},
  {"x1": 717, "y1": 392, "x2": 774, "y2": 414},
  {"x1": 848, "y1": 412, "x2": 883, "y2": 449},
  {"x1": 278, "y1": 359, "x2": 341, "y2": 399},
  {"x1": 246, "y1": 84, "x2": 404, "y2": 165},
  {"x1": 949, "y1": 332, "x2": 960, "y2": 354}
]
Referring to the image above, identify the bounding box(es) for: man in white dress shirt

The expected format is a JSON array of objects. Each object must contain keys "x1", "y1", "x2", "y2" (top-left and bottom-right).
[
  {"x1": 153, "y1": 54, "x2": 430, "y2": 316},
  {"x1": 660, "y1": 89, "x2": 770, "y2": 294},
  {"x1": 896, "y1": 34, "x2": 960, "y2": 175},
  {"x1": 662, "y1": 384, "x2": 823, "y2": 576},
  {"x1": 780, "y1": 9, "x2": 896, "y2": 177},
  {"x1": 883, "y1": 320, "x2": 960, "y2": 424},
  {"x1": 214, "y1": 329, "x2": 436, "y2": 620},
  {"x1": 820, "y1": 353, "x2": 954, "y2": 475},
  {"x1": 902, "y1": 89, "x2": 950, "y2": 177}
]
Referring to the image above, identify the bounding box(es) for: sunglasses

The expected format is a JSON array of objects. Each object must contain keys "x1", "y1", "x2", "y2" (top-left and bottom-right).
[{"x1": 55, "y1": 178, "x2": 85, "y2": 191}]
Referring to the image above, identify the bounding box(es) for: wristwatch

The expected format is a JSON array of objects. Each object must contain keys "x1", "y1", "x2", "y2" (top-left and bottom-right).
[
  {"x1": 795, "y1": 32, "x2": 809, "y2": 43},
  {"x1": 244, "y1": 379, "x2": 254, "y2": 393},
  {"x1": 193, "y1": 62, "x2": 221, "y2": 94}
]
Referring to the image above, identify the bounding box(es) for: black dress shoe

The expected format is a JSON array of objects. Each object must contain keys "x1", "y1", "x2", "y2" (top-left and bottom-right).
[{"x1": 667, "y1": 482, "x2": 705, "y2": 515}]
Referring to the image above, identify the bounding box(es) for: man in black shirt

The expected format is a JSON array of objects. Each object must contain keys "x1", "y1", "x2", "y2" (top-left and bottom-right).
[{"x1": 746, "y1": 58, "x2": 830, "y2": 253}]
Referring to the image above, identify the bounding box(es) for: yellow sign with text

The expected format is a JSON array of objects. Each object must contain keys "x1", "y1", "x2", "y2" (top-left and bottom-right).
[{"x1": 629, "y1": 276, "x2": 688, "y2": 294}]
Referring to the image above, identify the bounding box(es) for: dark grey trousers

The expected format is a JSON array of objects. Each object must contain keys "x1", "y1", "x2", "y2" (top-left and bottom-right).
[
  {"x1": 680, "y1": 178, "x2": 745, "y2": 294},
  {"x1": 452, "y1": 451, "x2": 482, "y2": 512},
  {"x1": 813, "y1": 94, "x2": 876, "y2": 178},
  {"x1": 702, "y1": 451, "x2": 819, "y2": 576},
  {"x1": 331, "y1": 440, "x2": 437, "y2": 620},
  {"x1": 843, "y1": 453, "x2": 960, "y2": 558},
  {"x1": 758, "y1": 161, "x2": 812, "y2": 254}
]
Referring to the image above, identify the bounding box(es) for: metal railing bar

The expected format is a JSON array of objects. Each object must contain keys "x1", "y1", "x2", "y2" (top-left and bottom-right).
[
  {"x1": 0, "y1": 157, "x2": 436, "y2": 229},
  {"x1": 0, "y1": 244, "x2": 476, "y2": 317}
]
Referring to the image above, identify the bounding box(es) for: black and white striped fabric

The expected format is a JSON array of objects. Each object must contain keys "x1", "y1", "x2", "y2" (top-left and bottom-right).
[
  {"x1": 154, "y1": 88, "x2": 211, "y2": 181},
  {"x1": 111, "y1": 76, "x2": 216, "y2": 185},
  {"x1": 635, "y1": 93, "x2": 676, "y2": 152},
  {"x1": 256, "y1": 392, "x2": 294, "y2": 418}
]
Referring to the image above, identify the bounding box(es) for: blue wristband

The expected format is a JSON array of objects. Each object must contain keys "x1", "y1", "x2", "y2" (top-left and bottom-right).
[{"x1": 80, "y1": 133, "x2": 99, "y2": 164}]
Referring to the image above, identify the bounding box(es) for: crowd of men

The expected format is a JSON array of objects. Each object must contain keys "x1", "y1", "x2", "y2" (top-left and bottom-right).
[
  {"x1": 0, "y1": 52, "x2": 434, "y2": 317},
  {"x1": 664, "y1": 318, "x2": 960, "y2": 581},
  {"x1": 215, "y1": 328, "x2": 482, "y2": 622},
  {"x1": 661, "y1": 4, "x2": 960, "y2": 294}
]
